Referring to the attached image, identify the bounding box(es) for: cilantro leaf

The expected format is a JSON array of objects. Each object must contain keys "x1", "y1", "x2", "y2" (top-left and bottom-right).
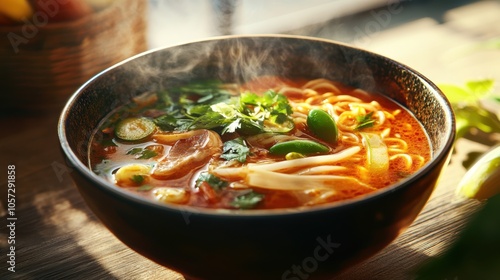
[
  {"x1": 356, "y1": 112, "x2": 375, "y2": 130},
  {"x1": 154, "y1": 114, "x2": 179, "y2": 131},
  {"x1": 222, "y1": 119, "x2": 241, "y2": 134},
  {"x1": 220, "y1": 138, "x2": 250, "y2": 163},
  {"x1": 195, "y1": 172, "x2": 228, "y2": 191},
  {"x1": 240, "y1": 90, "x2": 293, "y2": 119},
  {"x1": 184, "y1": 90, "x2": 294, "y2": 135},
  {"x1": 188, "y1": 111, "x2": 234, "y2": 131},
  {"x1": 238, "y1": 90, "x2": 294, "y2": 133},
  {"x1": 231, "y1": 191, "x2": 264, "y2": 209}
]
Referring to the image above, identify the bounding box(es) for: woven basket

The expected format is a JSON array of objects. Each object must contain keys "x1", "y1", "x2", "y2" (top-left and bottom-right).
[{"x1": 0, "y1": 0, "x2": 148, "y2": 113}]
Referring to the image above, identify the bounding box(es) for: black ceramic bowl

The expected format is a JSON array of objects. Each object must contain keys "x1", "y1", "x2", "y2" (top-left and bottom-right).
[{"x1": 58, "y1": 35, "x2": 455, "y2": 280}]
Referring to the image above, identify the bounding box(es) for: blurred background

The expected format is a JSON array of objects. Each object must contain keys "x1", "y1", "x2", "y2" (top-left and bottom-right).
[
  {"x1": 148, "y1": 0, "x2": 476, "y2": 47},
  {"x1": 1, "y1": 0, "x2": 498, "y2": 114},
  {"x1": 147, "y1": 0, "x2": 499, "y2": 85}
]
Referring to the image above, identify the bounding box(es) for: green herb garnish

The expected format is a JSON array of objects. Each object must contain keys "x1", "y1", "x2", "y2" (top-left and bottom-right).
[
  {"x1": 138, "y1": 149, "x2": 157, "y2": 159},
  {"x1": 195, "y1": 172, "x2": 228, "y2": 191},
  {"x1": 151, "y1": 82, "x2": 294, "y2": 136},
  {"x1": 153, "y1": 114, "x2": 179, "y2": 131},
  {"x1": 240, "y1": 90, "x2": 293, "y2": 123},
  {"x1": 220, "y1": 138, "x2": 250, "y2": 163},
  {"x1": 356, "y1": 112, "x2": 375, "y2": 130},
  {"x1": 231, "y1": 191, "x2": 264, "y2": 209},
  {"x1": 126, "y1": 148, "x2": 143, "y2": 155},
  {"x1": 126, "y1": 147, "x2": 157, "y2": 159},
  {"x1": 189, "y1": 90, "x2": 294, "y2": 135}
]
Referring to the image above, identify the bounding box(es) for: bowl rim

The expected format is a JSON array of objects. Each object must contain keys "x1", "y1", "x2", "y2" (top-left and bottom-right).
[{"x1": 58, "y1": 34, "x2": 456, "y2": 217}]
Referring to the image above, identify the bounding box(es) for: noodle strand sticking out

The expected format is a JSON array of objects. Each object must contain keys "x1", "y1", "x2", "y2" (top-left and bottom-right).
[{"x1": 89, "y1": 76, "x2": 431, "y2": 210}]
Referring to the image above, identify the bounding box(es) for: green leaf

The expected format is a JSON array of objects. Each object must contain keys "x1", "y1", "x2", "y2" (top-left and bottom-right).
[
  {"x1": 127, "y1": 147, "x2": 158, "y2": 159},
  {"x1": 454, "y1": 106, "x2": 500, "y2": 138},
  {"x1": 186, "y1": 104, "x2": 212, "y2": 116},
  {"x1": 231, "y1": 191, "x2": 264, "y2": 209},
  {"x1": 466, "y1": 79, "x2": 494, "y2": 96},
  {"x1": 238, "y1": 90, "x2": 294, "y2": 134},
  {"x1": 222, "y1": 119, "x2": 241, "y2": 134},
  {"x1": 111, "y1": 80, "x2": 295, "y2": 136},
  {"x1": 138, "y1": 149, "x2": 158, "y2": 159},
  {"x1": 127, "y1": 148, "x2": 143, "y2": 155},
  {"x1": 220, "y1": 138, "x2": 250, "y2": 162},
  {"x1": 439, "y1": 79, "x2": 495, "y2": 106},
  {"x1": 210, "y1": 102, "x2": 239, "y2": 119},
  {"x1": 439, "y1": 79, "x2": 499, "y2": 139},
  {"x1": 356, "y1": 112, "x2": 375, "y2": 130},
  {"x1": 157, "y1": 90, "x2": 174, "y2": 106},
  {"x1": 188, "y1": 111, "x2": 233, "y2": 130},
  {"x1": 154, "y1": 114, "x2": 179, "y2": 131},
  {"x1": 195, "y1": 172, "x2": 228, "y2": 191},
  {"x1": 439, "y1": 84, "x2": 475, "y2": 104}
]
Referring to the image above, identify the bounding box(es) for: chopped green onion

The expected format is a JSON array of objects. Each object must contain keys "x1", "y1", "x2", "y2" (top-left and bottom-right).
[{"x1": 231, "y1": 191, "x2": 264, "y2": 209}]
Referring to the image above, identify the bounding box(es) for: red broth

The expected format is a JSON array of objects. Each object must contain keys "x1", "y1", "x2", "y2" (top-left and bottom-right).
[{"x1": 89, "y1": 77, "x2": 431, "y2": 210}]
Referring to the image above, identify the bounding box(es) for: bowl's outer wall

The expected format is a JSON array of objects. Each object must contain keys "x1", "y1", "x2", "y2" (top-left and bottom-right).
[{"x1": 61, "y1": 36, "x2": 454, "y2": 280}]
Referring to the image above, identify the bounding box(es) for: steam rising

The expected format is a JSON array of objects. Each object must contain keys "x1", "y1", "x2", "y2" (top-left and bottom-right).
[{"x1": 116, "y1": 35, "x2": 376, "y2": 99}]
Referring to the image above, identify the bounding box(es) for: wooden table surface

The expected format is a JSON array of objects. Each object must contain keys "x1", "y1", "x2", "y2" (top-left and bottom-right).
[{"x1": 1, "y1": 1, "x2": 499, "y2": 279}]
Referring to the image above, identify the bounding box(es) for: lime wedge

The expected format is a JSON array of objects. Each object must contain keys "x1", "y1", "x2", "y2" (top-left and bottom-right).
[{"x1": 456, "y1": 145, "x2": 500, "y2": 200}]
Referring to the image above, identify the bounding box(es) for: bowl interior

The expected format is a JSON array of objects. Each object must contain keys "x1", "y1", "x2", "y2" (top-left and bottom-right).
[{"x1": 60, "y1": 35, "x2": 454, "y2": 210}]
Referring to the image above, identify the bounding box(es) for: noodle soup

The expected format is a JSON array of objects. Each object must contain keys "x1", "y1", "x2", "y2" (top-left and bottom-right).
[{"x1": 89, "y1": 77, "x2": 431, "y2": 210}]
